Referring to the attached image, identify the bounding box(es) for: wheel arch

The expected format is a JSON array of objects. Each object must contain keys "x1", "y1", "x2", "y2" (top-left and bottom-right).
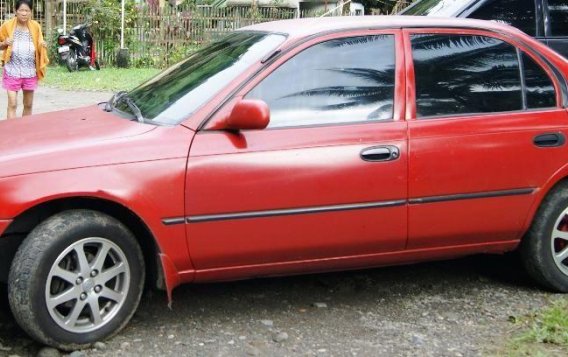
[
  {"x1": 0, "y1": 196, "x2": 165, "y2": 291},
  {"x1": 522, "y1": 165, "x2": 568, "y2": 236}
]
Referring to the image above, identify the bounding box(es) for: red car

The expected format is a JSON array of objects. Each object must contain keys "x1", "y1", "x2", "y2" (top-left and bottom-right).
[{"x1": 1, "y1": 16, "x2": 568, "y2": 349}]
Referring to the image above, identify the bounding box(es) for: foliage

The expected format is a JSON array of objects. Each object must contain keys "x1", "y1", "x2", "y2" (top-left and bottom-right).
[
  {"x1": 83, "y1": 0, "x2": 139, "y2": 36},
  {"x1": 518, "y1": 299, "x2": 568, "y2": 346},
  {"x1": 47, "y1": 30, "x2": 62, "y2": 66},
  {"x1": 43, "y1": 66, "x2": 160, "y2": 91},
  {"x1": 82, "y1": 0, "x2": 140, "y2": 60},
  {"x1": 501, "y1": 299, "x2": 568, "y2": 356},
  {"x1": 362, "y1": 0, "x2": 412, "y2": 14}
]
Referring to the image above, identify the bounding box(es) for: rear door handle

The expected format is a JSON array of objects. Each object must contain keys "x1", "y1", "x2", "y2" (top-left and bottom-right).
[
  {"x1": 534, "y1": 133, "x2": 566, "y2": 147},
  {"x1": 360, "y1": 145, "x2": 400, "y2": 162}
]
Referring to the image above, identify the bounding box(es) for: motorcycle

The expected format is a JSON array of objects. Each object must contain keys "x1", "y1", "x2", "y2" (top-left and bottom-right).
[{"x1": 57, "y1": 23, "x2": 100, "y2": 72}]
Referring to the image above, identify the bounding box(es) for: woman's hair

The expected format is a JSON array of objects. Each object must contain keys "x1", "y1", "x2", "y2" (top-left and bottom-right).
[{"x1": 15, "y1": 0, "x2": 32, "y2": 11}]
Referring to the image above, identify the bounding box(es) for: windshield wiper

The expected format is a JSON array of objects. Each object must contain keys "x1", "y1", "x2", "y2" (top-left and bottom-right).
[
  {"x1": 107, "y1": 91, "x2": 146, "y2": 123},
  {"x1": 104, "y1": 91, "x2": 127, "y2": 112},
  {"x1": 121, "y1": 95, "x2": 146, "y2": 123}
]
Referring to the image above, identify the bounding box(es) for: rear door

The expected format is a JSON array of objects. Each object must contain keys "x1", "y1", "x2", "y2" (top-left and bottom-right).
[
  {"x1": 404, "y1": 28, "x2": 568, "y2": 249},
  {"x1": 185, "y1": 30, "x2": 409, "y2": 276}
]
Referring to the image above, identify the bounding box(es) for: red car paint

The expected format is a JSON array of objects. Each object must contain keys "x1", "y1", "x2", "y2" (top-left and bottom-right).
[{"x1": 1, "y1": 16, "x2": 568, "y2": 300}]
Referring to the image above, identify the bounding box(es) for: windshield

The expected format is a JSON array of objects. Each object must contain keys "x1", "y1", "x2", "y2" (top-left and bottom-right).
[
  {"x1": 115, "y1": 32, "x2": 286, "y2": 125},
  {"x1": 400, "y1": 0, "x2": 469, "y2": 16}
]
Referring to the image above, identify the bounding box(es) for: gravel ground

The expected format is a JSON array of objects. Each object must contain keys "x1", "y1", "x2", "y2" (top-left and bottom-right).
[
  {"x1": 0, "y1": 254, "x2": 565, "y2": 357},
  {"x1": 0, "y1": 87, "x2": 566, "y2": 357}
]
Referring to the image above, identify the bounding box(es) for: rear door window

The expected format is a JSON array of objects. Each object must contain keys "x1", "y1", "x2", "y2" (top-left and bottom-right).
[
  {"x1": 411, "y1": 34, "x2": 523, "y2": 118},
  {"x1": 470, "y1": 0, "x2": 537, "y2": 36}
]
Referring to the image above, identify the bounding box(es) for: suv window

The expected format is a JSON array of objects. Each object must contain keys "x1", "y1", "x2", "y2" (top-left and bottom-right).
[
  {"x1": 401, "y1": 0, "x2": 467, "y2": 16},
  {"x1": 522, "y1": 52, "x2": 556, "y2": 108},
  {"x1": 548, "y1": 0, "x2": 568, "y2": 36},
  {"x1": 470, "y1": 0, "x2": 536, "y2": 36},
  {"x1": 246, "y1": 35, "x2": 396, "y2": 128},
  {"x1": 411, "y1": 34, "x2": 523, "y2": 118}
]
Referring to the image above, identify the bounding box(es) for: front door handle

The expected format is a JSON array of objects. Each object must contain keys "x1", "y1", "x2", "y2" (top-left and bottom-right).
[
  {"x1": 360, "y1": 145, "x2": 400, "y2": 162},
  {"x1": 534, "y1": 133, "x2": 566, "y2": 147}
]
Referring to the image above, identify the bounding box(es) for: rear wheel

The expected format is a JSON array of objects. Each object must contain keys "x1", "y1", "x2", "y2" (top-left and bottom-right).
[
  {"x1": 66, "y1": 48, "x2": 78, "y2": 72},
  {"x1": 521, "y1": 184, "x2": 568, "y2": 292},
  {"x1": 8, "y1": 210, "x2": 145, "y2": 350}
]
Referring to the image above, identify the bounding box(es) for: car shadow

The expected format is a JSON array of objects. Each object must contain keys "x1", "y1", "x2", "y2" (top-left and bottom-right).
[{"x1": 0, "y1": 253, "x2": 542, "y2": 354}]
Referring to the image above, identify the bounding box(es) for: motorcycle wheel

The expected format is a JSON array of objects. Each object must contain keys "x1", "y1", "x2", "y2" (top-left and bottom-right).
[
  {"x1": 66, "y1": 49, "x2": 79, "y2": 72},
  {"x1": 95, "y1": 60, "x2": 101, "y2": 71}
]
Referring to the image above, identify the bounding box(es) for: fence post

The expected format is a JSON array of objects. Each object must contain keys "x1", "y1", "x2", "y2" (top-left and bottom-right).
[{"x1": 45, "y1": 0, "x2": 54, "y2": 40}]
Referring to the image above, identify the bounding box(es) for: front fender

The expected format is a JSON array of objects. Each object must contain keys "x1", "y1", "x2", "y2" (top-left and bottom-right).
[{"x1": 0, "y1": 159, "x2": 194, "y2": 296}]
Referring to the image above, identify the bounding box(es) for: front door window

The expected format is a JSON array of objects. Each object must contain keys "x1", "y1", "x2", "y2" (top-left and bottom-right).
[{"x1": 246, "y1": 35, "x2": 396, "y2": 128}]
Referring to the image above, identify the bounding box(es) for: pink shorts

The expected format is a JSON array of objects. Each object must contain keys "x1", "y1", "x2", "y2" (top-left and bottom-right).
[{"x1": 2, "y1": 71, "x2": 38, "y2": 91}]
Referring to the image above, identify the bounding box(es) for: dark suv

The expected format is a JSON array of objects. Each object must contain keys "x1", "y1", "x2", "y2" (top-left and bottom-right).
[{"x1": 401, "y1": 0, "x2": 568, "y2": 58}]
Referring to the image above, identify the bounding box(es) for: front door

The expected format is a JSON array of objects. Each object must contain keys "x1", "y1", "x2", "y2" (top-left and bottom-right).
[{"x1": 185, "y1": 31, "x2": 409, "y2": 276}]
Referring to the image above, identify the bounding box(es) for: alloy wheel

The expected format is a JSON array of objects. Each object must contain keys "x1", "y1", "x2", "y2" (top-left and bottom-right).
[
  {"x1": 44, "y1": 237, "x2": 130, "y2": 333},
  {"x1": 551, "y1": 207, "x2": 568, "y2": 276}
]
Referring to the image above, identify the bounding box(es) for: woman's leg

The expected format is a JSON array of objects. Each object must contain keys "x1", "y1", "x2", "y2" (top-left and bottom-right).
[
  {"x1": 7, "y1": 90, "x2": 18, "y2": 119},
  {"x1": 22, "y1": 90, "x2": 34, "y2": 116}
]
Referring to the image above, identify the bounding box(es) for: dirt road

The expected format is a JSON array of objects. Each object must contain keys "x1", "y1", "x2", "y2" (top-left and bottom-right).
[{"x1": 0, "y1": 86, "x2": 111, "y2": 119}]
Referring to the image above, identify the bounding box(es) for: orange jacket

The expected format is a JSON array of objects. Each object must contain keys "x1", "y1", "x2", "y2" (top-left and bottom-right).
[{"x1": 0, "y1": 17, "x2": 49, "y2": 80}]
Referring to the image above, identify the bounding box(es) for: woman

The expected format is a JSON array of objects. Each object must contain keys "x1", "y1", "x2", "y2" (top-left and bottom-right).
[{"x1": 0, "y1": 0, "x2": 49, "y2": 119}]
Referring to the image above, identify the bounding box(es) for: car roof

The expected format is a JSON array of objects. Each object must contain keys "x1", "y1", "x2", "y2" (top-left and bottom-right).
[{"x1": 239, "y1": 15, "x2": 525, "y2": 40}]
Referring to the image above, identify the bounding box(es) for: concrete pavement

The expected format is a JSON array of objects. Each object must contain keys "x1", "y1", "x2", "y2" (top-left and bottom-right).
[{"x1": 0, "y1": 86, "x2": 112, "y2": 119}]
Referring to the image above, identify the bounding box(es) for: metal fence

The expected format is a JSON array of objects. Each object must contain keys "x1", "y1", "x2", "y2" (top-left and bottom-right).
[
  {"x1": 0, "y1": 1, "x2": 411, "y2": 68},
  {"x1": 57, "y1": 3, "x2": 300, "y2": 67},
  {"x1": 123, "y1": 5, "x2": 299, "y2": 67}
]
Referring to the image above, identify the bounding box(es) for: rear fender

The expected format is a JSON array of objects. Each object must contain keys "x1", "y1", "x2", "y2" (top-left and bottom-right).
[{"x1": 522, "y1": 162, "x2": 568, "y2": 233}]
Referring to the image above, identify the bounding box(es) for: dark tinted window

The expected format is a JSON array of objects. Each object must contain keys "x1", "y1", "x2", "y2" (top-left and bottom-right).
[
  {"x1": 548, "y1": 0, "x2": 568, "y2": 36},
  {"x1": 470, "y1": 0, "x2": 536, "y2": 36},
  {"x1": 401, "y1": 0, "x2": 466, "y2": 16},
  {"x1": 411, "y1": 34, "x2": 522, "y2": 118},
  {"x1": 246, "y1": 35, "x2": 396, "y2": 128},
  {"x1": 522, "y1": 52, "x2": 556, "y2": 108}
]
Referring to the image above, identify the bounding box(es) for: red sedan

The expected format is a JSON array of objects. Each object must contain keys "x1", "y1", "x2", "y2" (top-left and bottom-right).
[{"x1": 1, "y1": 16, "x2": 568, "y2": 349}]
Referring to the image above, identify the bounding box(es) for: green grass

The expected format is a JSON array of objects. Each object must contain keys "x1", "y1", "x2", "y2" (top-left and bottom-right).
[
  {"x1": 42, "y1": 65, "x2": 161, "y2": 92},
  {"x1": 501, "y1": 298, "x2": 568, "y2": 356}
]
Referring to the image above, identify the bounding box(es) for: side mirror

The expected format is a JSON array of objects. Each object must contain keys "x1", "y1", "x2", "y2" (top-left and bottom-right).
[{"x1": 212, "y1": 99, "x2": 270, "y2": 131}]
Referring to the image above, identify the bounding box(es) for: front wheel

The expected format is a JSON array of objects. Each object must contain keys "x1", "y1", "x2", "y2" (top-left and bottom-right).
[
  {"x1": 8, "y1": 210, "x2": 145, "y2": 350},
  {"x1": 66, "y1": 48, "x2": 78, "y2": 72},
  {"x1": 521, "y1": 184, "x2": 568, "y2": 292}
]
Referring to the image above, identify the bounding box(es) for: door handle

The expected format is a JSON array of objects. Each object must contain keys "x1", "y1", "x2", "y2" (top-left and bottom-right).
[
  {"x1": 534, "y1": 133, "x2": 566, "y2": 147},
  {"x1": 360, "y1": 145, "x2": 400, "y2": 162}
]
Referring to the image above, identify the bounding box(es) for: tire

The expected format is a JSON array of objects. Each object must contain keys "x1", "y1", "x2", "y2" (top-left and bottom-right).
[
  {"x1": 8, "y1": 210, "x2": 145, "y2": 350},
  {"x1": 66, "y1": 48, "x2": 78, "y2": 72},
  {"x1": 95, "y1": 60, "x2": 101, "y2": 70},
  {"x1": 521, "y1": 183, "x2": 568, "y2": 292}
]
